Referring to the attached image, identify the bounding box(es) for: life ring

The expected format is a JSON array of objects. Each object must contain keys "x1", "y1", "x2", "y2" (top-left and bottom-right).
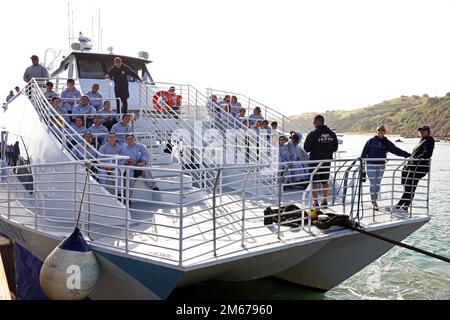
[
  {"x1": 152, "y1": 91, "x2": 182, "y2": 112},
  {"x1": 152, "y1": 91, "x2": 172, "y2": 112}
]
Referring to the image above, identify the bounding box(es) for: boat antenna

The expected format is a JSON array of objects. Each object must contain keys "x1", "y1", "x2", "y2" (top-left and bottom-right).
[
  {"x1": 97, "y1": 9, "x2": 101, "y2": 52},
  {"x1": 91, "y1": 15, "x2": 94, "y2": 47},
  {"x1": 67, "y1": 2, "x2": 71, "y2": 50},
  {"x1": 100, "y1": 27, "x2": 103, "y2": 52},
  {"x1": 71, "y1": 10, "x2": 74, "y2": 43}
]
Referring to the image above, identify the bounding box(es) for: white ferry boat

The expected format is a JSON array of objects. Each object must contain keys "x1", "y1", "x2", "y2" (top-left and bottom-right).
[{"x1": 0, "y1": 38, "x2": 431, "y2": 299}]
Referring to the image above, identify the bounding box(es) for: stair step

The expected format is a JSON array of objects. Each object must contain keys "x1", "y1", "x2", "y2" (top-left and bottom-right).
[
  {"x1": 131, "y1": 181, "x2": 206, "y2": 205},
  {"x1": 149, "y1": 153, "x2": 172, "y2": 165},
  {"x1": 155, "y1": 174, "x2": 193, "y2": 190}
]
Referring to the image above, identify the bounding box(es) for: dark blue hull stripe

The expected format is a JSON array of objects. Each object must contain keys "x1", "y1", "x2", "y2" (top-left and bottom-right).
[{"x1": 96, "y1": 251, "x2": 184, "y2": 299}]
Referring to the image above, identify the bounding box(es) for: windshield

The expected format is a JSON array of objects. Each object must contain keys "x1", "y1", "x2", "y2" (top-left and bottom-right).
[{"x1": 77, "y1": 56, "x2": 152, "y2": 80}]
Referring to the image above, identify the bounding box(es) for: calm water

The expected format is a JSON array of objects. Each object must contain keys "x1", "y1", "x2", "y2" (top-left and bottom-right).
[{"x1": 170, "y1": 135, "x2": 450, "y2": 300}]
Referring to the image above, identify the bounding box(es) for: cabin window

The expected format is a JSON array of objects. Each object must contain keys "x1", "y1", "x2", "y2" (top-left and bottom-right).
[{"x1": 78, "y1": 58, "x2": 105, "y2": 79}]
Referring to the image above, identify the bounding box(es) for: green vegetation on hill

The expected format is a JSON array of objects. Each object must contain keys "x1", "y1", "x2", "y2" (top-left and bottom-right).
[{"x1": 289, "y1": 95, "x2": 450, "y2": 137}]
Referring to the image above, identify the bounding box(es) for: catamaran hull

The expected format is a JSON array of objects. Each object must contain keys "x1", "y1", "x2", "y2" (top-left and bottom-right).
[
  {"x1": 275, "y1": 217, "x2": 429, "y2": 291},
  {"x1": 0, "y1": 215, "x2": 430, "y2": 299}
]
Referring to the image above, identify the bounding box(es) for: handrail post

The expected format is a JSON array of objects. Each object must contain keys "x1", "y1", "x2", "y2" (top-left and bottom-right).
[
  {"x1": 409, "y1": 162, "x2": 420, "y2": 218},
  {"x1": 7, "y1": 172, "x2": 11, "y2": 220},
  {"x1": 212, "y1": 168, "x2": 222, "y2": 257},
  {"x1": 308, "y1": 162, "x2": 323, "y2": 231},
  {"x1": 277, "y1": 167, "x2": 289, "y2": 240},
  {"x1": 125, "y1": 168, "x2": 130, "y2": 254},
  {"x1": 179, "y1": 171, "x2": 184, "y2": 265},
  {"x1": 426, "y1": 160, "x2": 431, "y2": 216},
  {"x1": 74, "y1": 164, "x2": 78, "y2": 227},
  {"x1": 34, "y1": 167, "x2": 39, "y2": 230},
  {"x1": 356, "y1": 157, "x2": 364, "y2": 222},
  {"x1": 241, "y1": 169, "x2": 252, "y2": 248},
  {"x1": 87, "y1": 165, "x2": 92, "y2": 235},
  {"x1": 392, "y1": 161, "x2": 406, "y2": 217},
  {"x1": 332, "y1": 160, "x2": 348, "y2": 205}
]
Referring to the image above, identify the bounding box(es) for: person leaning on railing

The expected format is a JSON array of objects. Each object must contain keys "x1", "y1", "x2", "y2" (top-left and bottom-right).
[
  {"x1": 360, "y1": 125, "x2": 411, "y2": 210},
  {"x1": 395, "y1": 125, "x2": 435, "y2": 213},
  {"x1": 107, "y1": 57, "x2": 142, "y2": 114}
]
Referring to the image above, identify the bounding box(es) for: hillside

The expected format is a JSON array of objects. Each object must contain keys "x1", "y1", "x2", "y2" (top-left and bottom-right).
[{"x1": 289, "y1": 95, "x2": 450, "y2": 137}]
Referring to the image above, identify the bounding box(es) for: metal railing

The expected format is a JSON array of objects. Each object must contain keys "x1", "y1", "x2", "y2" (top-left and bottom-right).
[
  {"x1": 24, "y1": 79, "x2": 128, "y2": 164},
  {"x1": 206, "y1": 88, "x2": 308, "y2": 136},
  {"x1": 0, "y1": 157, "x2": 430, "y2": 266}
]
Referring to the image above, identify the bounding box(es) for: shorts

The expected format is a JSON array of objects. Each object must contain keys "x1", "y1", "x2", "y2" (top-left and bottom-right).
[{"x1": 310, "y1": 162, "x2": 331, "y2": 182}]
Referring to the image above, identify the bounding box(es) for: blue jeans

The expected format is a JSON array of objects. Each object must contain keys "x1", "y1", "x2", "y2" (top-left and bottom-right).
[{"x1": 367, "y1": 163, "x2": 385, "y2": 201}]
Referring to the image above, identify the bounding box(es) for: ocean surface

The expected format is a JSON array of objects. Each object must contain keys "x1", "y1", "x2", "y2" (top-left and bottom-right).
[{"x1": 170, "y1": 134, "x2": 450, "y2": 300}]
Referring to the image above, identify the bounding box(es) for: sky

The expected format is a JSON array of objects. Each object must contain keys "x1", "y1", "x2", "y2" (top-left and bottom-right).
[{"x1": 2, "y1": 0, "x2": 450, "y2": 116}]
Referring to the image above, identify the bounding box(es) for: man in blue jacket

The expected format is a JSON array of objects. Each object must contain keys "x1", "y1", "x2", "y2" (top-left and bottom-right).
[{"x1": 361, "y1": 125, "x2": 411, "y2": 210}]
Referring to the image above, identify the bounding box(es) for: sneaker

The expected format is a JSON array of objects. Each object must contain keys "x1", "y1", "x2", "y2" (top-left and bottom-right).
[
  {"x1": 392, "y1": 205, "x2": 408, "y2": 214},
  {"x1": 372, "y1": 201, "x2": 379, "y2": 211},
  {"x1": 320, "y1": 200, "x2": 328, "y2": 209},
  {"x1": 313, "y1": 201, "x2": 320, "y2": 208},
  {"x1": 152, "y1": 187, "x2": 160, "y2": 191}
]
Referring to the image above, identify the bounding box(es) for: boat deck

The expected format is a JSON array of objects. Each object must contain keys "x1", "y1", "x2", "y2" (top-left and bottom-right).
[{"x1": 0, "y1": 179, "x2": 426, "y2": 268}]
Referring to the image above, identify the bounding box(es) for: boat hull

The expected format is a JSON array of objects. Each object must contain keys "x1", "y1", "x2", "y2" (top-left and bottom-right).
[
  {"x1": 0, "y1": 215, "x2": 430, "y2": 298},
  {"x1": 275, "y1": 217, "x2": 429, "y2": 291}
]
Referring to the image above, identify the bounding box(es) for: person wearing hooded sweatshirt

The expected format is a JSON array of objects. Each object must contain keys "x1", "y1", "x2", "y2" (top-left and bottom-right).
[
  {"x1": 361, "y1": 125, "x2": 410, "y2": 210},
  {"x1": 395, "y1": 125, "x2": 435, "y2": 213},
  {"x1": 304, "y1": 115, "x2": 338, "y2": 207}
]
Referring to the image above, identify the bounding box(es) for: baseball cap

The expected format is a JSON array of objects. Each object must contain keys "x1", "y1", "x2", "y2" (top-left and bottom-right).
[
  {"x1": 417, "y1": 125, "x2": 430, "y2": 131},
  {"x1": 30, "y1": 55, "x2": 38, "y2": 60},
  {"x1": 376, "y1": 125, "x2": 386, "y2": 131},
  {"x1": 46, "y1": 81, "x2": 53, "y2": 86}
]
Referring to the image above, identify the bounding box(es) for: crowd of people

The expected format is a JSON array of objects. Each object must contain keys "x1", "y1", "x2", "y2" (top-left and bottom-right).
[
  {"x1": 17, "y1": 55, "x2": 434, "y2": 212},
  {"x1": 209, "y1": 95, "x2": 281, "y2": 136},
  {"x1": 66, "y1": 115, "x2": 159, "y2": 192}
]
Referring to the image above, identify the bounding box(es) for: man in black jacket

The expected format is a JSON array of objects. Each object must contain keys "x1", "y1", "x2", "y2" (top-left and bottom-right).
[
  {"x1": 304, "y1": 115, "x2": 338, "y2": 208},
  {"x1": 107, "y1": 57, "x2": 142, "y2": 114},
  {"x1": 395, "y1": 125, "x2": 435, "y2": 212}
]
